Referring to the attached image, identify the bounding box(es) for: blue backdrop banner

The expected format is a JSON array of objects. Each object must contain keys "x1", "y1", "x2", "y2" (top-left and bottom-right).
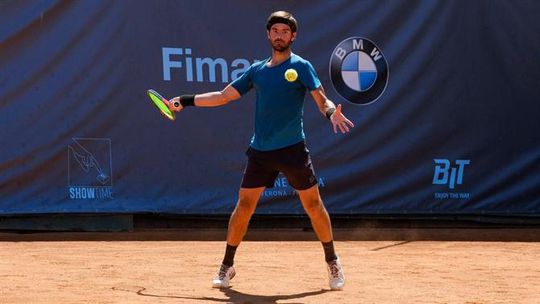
[{"x1": 1, "y1": 0, "x2": 539, "y2": 215}]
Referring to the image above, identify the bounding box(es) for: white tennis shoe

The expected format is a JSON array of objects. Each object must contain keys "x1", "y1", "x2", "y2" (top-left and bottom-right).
[
  {"x1": 212, "y1": 264, "x2": 236, "y2": 288},
  {"x1": 327, "y1": 258, "x2": 345, "y2": 290}
]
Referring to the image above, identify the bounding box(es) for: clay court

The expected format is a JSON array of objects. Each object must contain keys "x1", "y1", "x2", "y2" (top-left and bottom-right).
[{"x1": 1, "y1": 237, "x2": 539, "y2": 303}]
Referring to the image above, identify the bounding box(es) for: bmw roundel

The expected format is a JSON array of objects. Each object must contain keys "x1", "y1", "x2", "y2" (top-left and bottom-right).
[{"x1": 330, "y1": 37, "x2": 388, "y2": 105}]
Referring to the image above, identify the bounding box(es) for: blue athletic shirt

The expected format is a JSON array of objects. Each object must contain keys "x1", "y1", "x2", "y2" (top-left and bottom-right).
[{"x1": 231, "y1": 53, "x2": 321, "y2": 151}]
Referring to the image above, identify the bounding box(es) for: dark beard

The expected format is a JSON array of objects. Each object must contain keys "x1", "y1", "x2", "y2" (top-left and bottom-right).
[{"x1": 271, "y1": 40, "x2": 291, "y2": 52}]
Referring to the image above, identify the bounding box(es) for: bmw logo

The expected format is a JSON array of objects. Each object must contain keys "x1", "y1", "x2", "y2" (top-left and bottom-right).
[{"x1": 330, "y1": 37, "x2": 388, "y2": 105}]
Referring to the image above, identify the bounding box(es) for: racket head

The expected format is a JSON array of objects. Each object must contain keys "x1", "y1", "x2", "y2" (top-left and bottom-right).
[{"x1": 147, "y1": 89, "x2": 175, "y2": 121}]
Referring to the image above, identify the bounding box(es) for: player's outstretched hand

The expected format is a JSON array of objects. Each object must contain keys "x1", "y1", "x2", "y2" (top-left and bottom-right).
[
  {"x1": 330, "y1": 104, "x2": 355, "y2": 134},
  {"x1": 168, "y1": 97, "x2": 184, "y2": 113}
]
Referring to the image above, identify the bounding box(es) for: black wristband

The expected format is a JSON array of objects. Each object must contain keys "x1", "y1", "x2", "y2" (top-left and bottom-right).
[
  {"x1": 179, "y1": 94, "x2": 196, "y2": 107},
  {"x1": 325, "y1": 108, "x2": 336, "y2": 120}
]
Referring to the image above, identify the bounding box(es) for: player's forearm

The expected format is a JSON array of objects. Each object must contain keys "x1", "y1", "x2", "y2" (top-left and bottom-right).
[
  {"x1": 310, "y1": 86, "x2": 336, "y2": 118},
  {"x1": 193, "y1": 91, "x2": 230, "y2": 107},
  {"x1": 320, "y1": 99, "x2": 336, "y2": 117},
  {"x1": 170, "y1": 85, "x2": 240, "y2": 111}
]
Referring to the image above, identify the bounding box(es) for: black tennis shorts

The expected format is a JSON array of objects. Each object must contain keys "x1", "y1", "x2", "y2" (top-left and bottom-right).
[{"x1": 240, "y1": 141, "x2": 318, "y2": 190}]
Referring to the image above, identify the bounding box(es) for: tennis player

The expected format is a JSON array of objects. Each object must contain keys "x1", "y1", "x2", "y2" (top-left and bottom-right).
[{"x1": 169, "y1": 11, "x2": 354, "y2": 291}]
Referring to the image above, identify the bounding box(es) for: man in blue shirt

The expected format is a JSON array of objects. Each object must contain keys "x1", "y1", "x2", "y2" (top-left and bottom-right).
[{"x1": 169, "y1": 11, "x2": 354, "y2": 291}]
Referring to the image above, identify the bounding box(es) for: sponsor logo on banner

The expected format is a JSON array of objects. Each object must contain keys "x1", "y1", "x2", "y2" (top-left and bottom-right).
[
  {"x1": 162, "y1": 47, "x2": 258, "y2": 83},
  {"x1": 68, "y1": 138, "x2": 113, "y2": 200},
  {"x1": 329, "y1": 37, "x2": 388, "y2": 105},
  {"x1": 262, "y1": 174, "x2": 327, "y2": 197},
  {"x1": 432, "y1": 159, "x2": 471, "y2": 200}
]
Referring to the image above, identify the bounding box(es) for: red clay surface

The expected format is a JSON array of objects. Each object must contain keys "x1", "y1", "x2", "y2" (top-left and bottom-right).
[{"x1": 1, "y1": 240, "x2": 539, "y2": 303}]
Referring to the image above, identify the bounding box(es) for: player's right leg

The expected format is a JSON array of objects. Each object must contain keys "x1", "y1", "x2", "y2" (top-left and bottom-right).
[
  {"x1": 212, "y1": 187, "x2": 265, "y2": 288},
  {"x1": 226, "y1": 187, "x2": 265, "y2": 246},
  {"x1": 212, "y1": 146, "x2": 278, "y2": 288}
]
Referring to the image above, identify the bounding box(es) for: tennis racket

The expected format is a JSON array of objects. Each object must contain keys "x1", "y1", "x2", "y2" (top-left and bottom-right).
[{"x1": 147, "y1": 89, "x2": 180, "y2": 121}]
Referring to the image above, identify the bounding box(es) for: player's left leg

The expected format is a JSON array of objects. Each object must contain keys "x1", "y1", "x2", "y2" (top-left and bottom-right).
[
  {"x1": 297, "y1": 185, "x2": 333, "y2": 242},
  {"x1": 297, "y1": 185, "x2": 345, "y2": 291},
  {"x1": 279, "y1": 141, "x2": 345, "y2": 290}
]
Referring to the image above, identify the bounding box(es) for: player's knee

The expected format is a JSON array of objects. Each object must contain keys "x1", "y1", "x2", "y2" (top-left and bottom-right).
[
  {"x1": 303, "y1": 198, "x2": 324, "y2": 216},
  {"x1": 235, "y1": 198, "x2": 257, "y2": 218}
]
